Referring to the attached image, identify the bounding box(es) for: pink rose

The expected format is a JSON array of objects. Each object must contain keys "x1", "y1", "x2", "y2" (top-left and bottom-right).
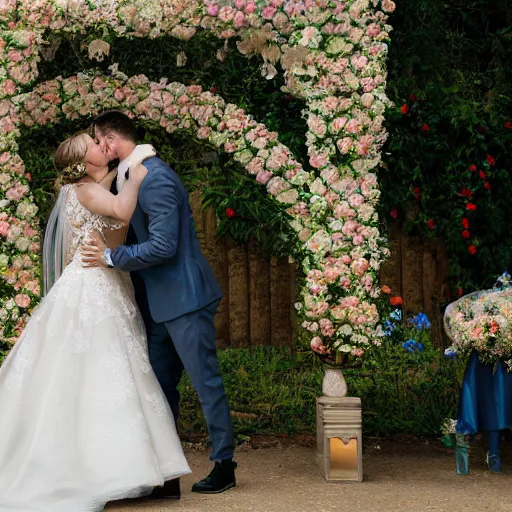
[
  {"x1": 197, "y1": 126, "x2": 211, "y2": 139},
  {"x1": 353, "y1": 234, "x2": 364, "y2": 246},
  {"x1": 319, "y1": 318, "x2": 335, "y2": 337},
  {"x1": 366, "y1": 23, "x2": 381, "y2": 37},
  {"x1": 361, "y1": 77, "x2": 376, "y2": 92},
  {"x1": 224, "y1": 142, "x2": 237, "y2": 153},
  {"x1": 336, "y1": 137, "x2": 352, "y2": 154},
  {"x1": 208, "y1": 4, "x2": 219, "y2": 16},
  {"x1": 351, "y1": 348, "x2": 364, "y2": 358},
  {"x1": 309, "y1": 154, "x2": 329, "y2": 169},
  {"x1": 351, "y1": 258, "x2": 369, "y2": 276},
  {"x1": 311, "y1": 336, "x2": 328, "y2": 354},
  {"x1": 330, "y1": 117, "x2": 347, "y2": 133},
  {"x1": 245, "y1": 1, "x2": 256, "y2": 13},
  {"x1": 340, "y1": 296, "x2": 360, "y2": 308},
  {"x1": 234, "y1": 10, "x2": 247, "y2": 28},
  {"x1": 15, "y1": 293, "x2": 31, "y2": 308},
  {"x1": 247, "y1": 157, "x2": 264, "y2": 175},
  {"x1": 256, "y1": 170, "x2": 273, "y2": 185},
  {"x1": 348, "y1": 193, "x2": 364, "y2": 207},
  {"x1": 0, "y1": 221, "x2": 10, "y2": 238},
  {"x1": 234, "y1": 0, "x2": 246, "y2": 7},
  {"x1": 262, "y1": 5, "x2": 277, "y2": 19},
  {"x1": 345, "y1": 119, "x2": 360, "y2": 134},
  {"x1": 360, "y1": 93, "x2": 374, "y2": 108},
  {"x1": 341, "y1": 255, "x2": 352, "y2": 265}
]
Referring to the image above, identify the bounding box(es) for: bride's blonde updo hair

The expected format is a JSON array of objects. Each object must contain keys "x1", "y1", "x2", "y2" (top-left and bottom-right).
[{"x1": 54, "y1": 132, "x2": 90, "y2": 189}]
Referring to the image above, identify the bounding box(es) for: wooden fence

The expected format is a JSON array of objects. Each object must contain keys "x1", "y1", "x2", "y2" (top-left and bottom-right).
[{"x1": 190, "y1": 194, "x2": 449, "y2": 348}]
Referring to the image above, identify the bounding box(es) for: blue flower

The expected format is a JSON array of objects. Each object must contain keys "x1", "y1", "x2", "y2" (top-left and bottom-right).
[
  {"x1": 444, "y1": 348, "x2": 457, "y2": 358},
  {"x1": 384, "y1": 319, "x2": 396, "y2": 336},
  {"x1": 390, "y1": 308, "x2": 402, "y2": 321},
  {"x1": 410, "y1": 312, "x2": 431, "y2": 330},
  {"x1": 402, "y1": 339, "x2": 423, "y2": 352}
]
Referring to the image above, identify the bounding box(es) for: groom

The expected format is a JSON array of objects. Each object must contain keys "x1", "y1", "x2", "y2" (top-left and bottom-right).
[{"x1": 83, "y1": 110, "x2": 236, "y2": 498}]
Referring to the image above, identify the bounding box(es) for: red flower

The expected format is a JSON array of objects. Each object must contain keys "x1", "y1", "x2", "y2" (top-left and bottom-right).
[
  {"x1": 421, "y1": 124, "x2": 430, "y2": 132},
  {"x1": 210, "y1": 85, "x2": 217, "y2": 93},
  {"x1": 479, "y1": 126, "x2": 487, "y2": 134},
  {"x1": 487, "y1": 154, "x2": 496, "y2": 167},
  {"x1": 468, "y1": 164, "x2": 477, "y2": 172},
  {"x1": 468, "y1": 244, "x2": 477, "y2": 255},
  {"x1": 461, "y1": 187, "x2": 473, "y2": 198},
  {"x1": 413, "y1": 187, "x2": 421, "y2": 200},
  {"x1": 457, "y1": 288, "x2": 463, "y2": 297},
  {"x1": 484, "y1": 181, "x2": 491, "y2": 190},
  {"x1": 390, "y1": 296, "x2": 403, "y2": 307},
  {"x1": 25, "y1": 173, "x2": 32, "y2": 182},
  {"x1": 401, "y1": 104, "x2": 409, "y2": 114},
  {"x1": 462, "y1": 230, "x2": 470, "y2": 239},
  {"x1": 427, "y1": 219, "x2": 435, "y2": 230},
  {"x1": 225, "y1": 207, "x2": 236, "y2": 219},
  {"x1": 504, "y1": 121, "x2": 511, "y2": 129},
  {"x1": 409, "y1": 93, "x2": 418, "y2": 102},
  {"x1": 462, "y1": 218, "x2": 469, "y2": 229},
  {"x1": 466, "y1": 203, "x2": 477, "y2": 211},
  {"x1": 284, "y1": 94, "x2": 294, "y2": 101},
  {"x1": 479, "y1": 170, "x2": 486, "y2": 180},
  {"x1": 390, "y1": 208, "x2": 398, "y2": 219}
]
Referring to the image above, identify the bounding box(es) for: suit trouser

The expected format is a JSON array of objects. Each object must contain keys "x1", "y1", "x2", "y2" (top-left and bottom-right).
[{"x1": 132, "y1": 275, "x2": 234, "y2": 461}]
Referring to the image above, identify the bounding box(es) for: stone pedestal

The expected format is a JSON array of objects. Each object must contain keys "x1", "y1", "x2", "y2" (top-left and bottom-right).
[{"x1": 316, "y1": 396, "x2": 363, "y2": 482}]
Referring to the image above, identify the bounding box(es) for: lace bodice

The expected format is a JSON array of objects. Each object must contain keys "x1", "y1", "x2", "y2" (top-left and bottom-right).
[{"x1": 64, "y1": 184, "x2": 125, "y2": 266}]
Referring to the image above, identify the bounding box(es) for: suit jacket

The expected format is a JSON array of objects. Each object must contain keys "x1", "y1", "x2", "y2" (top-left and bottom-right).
[{"x1": 110, "y1": 156, "x2": 222, "y2": 323}]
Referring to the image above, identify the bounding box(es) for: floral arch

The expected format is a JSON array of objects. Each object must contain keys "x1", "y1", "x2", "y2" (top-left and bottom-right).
[{"x1": 0, "y1": 0, "x2": 394, "y2": 360}]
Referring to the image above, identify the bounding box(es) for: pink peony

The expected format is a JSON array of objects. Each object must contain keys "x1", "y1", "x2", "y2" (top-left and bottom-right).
[
  {"x1": 256, "y1": 170, "x2": 273, "y2": 185},
  {"x1": 245, "y1": 1, "x2": 256, "y2": 13},
  {"x1": 331, "y1": 117, "x2": 347, "y2": 132},
  {"x1": 14, "y1": 293, "x2": 31, "y2": 308},
  {"x1": 262, "y1": 5, "x2": 277, "y2": 19},
  {"x1": 233, "y1": 10, "x2": 247, "y2": 28},
  {"x1": 207, "y1": 4, "x2": 219, "y2": 16},
  {"x1": 336, "y1": 137, "x2": 352, "y2": 154},
  {"x1": 351, "y1": 258, "x2": 369, "y2": 276},
  {"x1": 366, "y1": 23, "x2": 381, "y2": 37},
  {"x1": 311, "y1": 336, "x2": 328, "y2": 354},
  {"x1": 0, "y1": 221, "x2": 10, "y2": 237},
  {"x1": 309, "y1": 154, "x2": 329, "y2": 169},
  {"x1": 319, "y1": 318, "x2": 335, "y2": 337}
]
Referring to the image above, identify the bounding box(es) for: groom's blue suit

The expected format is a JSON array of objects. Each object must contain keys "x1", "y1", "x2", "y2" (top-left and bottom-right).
[{"x1": 110, "y1": 156, "x2": 234, "y2": 461}]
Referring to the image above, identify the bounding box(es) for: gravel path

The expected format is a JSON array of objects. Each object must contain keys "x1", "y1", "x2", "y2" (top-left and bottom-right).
[{"x1": 106, "y1": 438, "x2": 512, "y2": 512}]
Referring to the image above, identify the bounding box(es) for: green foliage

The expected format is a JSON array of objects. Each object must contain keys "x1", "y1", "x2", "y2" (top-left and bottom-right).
[
  {"x1": 178, "y1": 332, "x2": 466, "y2": 438},
  {"x1": 381, "y1": 0, "x2": 512, "y2": 295}
]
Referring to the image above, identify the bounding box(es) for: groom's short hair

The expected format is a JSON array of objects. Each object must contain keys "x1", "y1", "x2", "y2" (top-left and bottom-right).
[{"x1": 93, "y1": 110, "x2": 137, "y2": 141}]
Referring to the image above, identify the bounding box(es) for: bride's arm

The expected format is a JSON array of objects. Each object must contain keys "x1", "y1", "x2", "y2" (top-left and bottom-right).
[
  {"x1": 75, "y1": 164, "x2": 148, "y2": 223},
  {"x1": 98, "y1": 169, "x2": 118, "y2": 190}
]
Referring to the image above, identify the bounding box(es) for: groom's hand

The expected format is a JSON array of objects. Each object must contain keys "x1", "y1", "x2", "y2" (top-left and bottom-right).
[{"x1": 81, "y1": 231, "x2": 108, "y2": 268}]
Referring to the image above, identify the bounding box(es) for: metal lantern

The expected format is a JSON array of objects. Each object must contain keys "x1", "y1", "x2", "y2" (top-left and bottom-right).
[{"x1": 316, "y1": 396, "x2": 363, "y2": 482}]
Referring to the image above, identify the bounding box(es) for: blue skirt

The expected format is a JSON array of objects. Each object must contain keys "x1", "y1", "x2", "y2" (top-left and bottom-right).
[{"x1": 457, "y1": 352, "x2": 512, "y2": 435}]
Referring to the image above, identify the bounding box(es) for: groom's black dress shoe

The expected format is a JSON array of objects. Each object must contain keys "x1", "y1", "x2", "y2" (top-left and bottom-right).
[
  {"x1": 149, "y1": 478, "x2": 180, "y2": 500},
  {"x1": 192, "y1": 460, "x2": 237, "y2": 494}
]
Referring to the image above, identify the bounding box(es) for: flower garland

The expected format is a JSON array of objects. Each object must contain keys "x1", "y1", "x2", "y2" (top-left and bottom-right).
[{"x1": 0, "y1": 0, "x2": 395, "y2": 360}]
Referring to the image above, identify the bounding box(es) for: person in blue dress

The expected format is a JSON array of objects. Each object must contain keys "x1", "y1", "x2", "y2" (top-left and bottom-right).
[{"x1": 444, "y1": 272, "x2": 512, "y2": 473}]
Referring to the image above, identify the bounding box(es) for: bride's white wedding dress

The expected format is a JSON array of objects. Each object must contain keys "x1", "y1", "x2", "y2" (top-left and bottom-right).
[{"x1": 0, "y1": 185, "x2": 191, "y2": 512}]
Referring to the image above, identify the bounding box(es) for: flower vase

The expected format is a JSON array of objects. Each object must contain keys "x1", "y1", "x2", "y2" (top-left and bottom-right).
[{"x1": 322, "y1": 367, "x2": 348, "y2": 398}]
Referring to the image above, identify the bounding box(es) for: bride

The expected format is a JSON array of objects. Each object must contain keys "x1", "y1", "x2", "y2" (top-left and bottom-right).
[{"x1": 0, "y1": 132, "x2": 190, "y2": 511}]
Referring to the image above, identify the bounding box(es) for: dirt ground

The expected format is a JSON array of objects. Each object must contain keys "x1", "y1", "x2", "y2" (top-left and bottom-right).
[{"x1": 106, "y1": 436, "x2": 512, "y2": 512}]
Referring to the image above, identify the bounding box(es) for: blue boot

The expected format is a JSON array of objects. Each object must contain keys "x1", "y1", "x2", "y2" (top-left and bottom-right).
[{"x1": 486, "y1": 431, "x2": 501, "y2": 473}]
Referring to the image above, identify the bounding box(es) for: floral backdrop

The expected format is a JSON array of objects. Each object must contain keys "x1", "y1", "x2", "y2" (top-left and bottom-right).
[{"x1": 0, "y1": 0, "x2": 395, "y2": 362}]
